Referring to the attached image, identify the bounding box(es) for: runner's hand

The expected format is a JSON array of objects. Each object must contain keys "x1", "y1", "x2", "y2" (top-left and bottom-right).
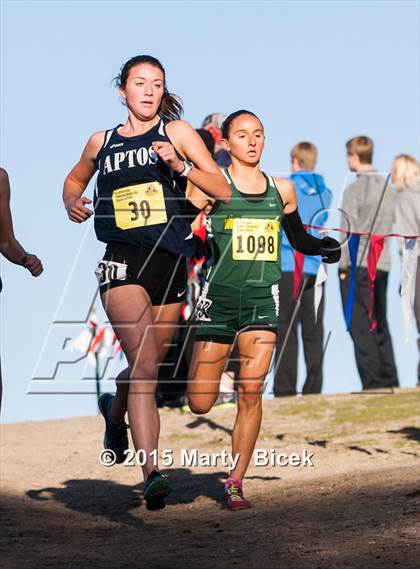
[
  {"x1": 66, "y1": 196, "x2": 93, "y2": 223},
  {"x1": 319, "y1": 236, "x2": 341, "y2": 264},
  {"x1": 152, "y1": 141, "x2": 184, "y2": 173},
  {"x1": 22, "y1": 254, "x2": 43, "y2": 277}
]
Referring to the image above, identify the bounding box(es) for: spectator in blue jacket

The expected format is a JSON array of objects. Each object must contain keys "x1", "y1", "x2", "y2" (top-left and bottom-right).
[{"x1": 273, "y1": 142, "x2": 332, "y2": 396}]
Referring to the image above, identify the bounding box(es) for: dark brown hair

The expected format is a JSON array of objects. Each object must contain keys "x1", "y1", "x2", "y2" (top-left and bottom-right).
[
  {"x1": 196, "y1": 129, "x2": 215, "y2": 155},
  {"x1": 114, "y1": 55, "x2": 183, "y2": 121},
  {"x1": 221, "y1": 110, "x2": 260, "y2": 139}
]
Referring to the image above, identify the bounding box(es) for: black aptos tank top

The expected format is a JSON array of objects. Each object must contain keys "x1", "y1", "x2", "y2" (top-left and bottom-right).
[{"x1": 94, "y1": 119, "x2": 195, "y2": 257}]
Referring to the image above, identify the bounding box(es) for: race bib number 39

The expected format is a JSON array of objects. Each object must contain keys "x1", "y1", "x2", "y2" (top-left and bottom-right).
[
  {"x1": 232, "y1": 218, "x2": 279, "y2": 262},
  {"x1": 112, "y1": 182, "x2": 167, "y2": 230}
]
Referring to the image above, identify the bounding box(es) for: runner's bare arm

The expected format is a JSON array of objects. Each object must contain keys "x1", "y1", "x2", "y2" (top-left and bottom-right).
[
  {"x1": 273, "y1": 177, "x2": 297, "y2": 214},
  {"x1": 274, "y1": 176, "x2": 340, "y2": 263},
  {"x1": 63, "y1": 131, "x2": 104, "y2": 223},
  {"x1": 0, "y1": 168, "x2": 43, "y2": 275},
  {"x1": 0, "y1": 168, "x2": 26, "y2": 264},
  {"x1": 186, "y1": 181, "x2": 215, "y2": 214},
  {"x1": 166, "y1": 121, "x2": 231, "y2": 203}
]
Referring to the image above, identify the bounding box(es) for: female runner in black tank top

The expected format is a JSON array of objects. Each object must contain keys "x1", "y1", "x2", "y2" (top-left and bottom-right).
[{"x1": 63, "y1": 56, "x2": 231, "y2": 509}]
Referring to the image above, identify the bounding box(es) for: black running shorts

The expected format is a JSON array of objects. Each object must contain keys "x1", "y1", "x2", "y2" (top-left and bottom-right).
[{"x1": 95, "y1": 241, "x2": 187, "y2": 305}]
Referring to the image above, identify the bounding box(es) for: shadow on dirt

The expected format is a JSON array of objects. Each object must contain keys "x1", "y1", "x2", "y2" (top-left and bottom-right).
[
  {"x1": 185, "y1": 416, "x2": 233, "y2": 436},
  {"x1": 387, "y1": 426, "x2": 420, "y2": 443},
  {"x1": 0, "y1": 465, "x2": 416, "y2": 569},
  {"x1": 27, "y1": 479, "x2": 145, "y2": 527},
  {"x1": 26, "y1": 468, "x2": 229, "y2": 521}
]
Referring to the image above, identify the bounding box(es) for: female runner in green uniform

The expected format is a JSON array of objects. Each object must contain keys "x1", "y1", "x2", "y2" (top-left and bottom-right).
[{"x1": 187, "y1": 110, "x2": 340, "y2": 509}]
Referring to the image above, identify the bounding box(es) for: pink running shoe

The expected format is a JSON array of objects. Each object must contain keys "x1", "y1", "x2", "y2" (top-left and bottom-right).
[{"x1": 223, "y1": 481, "x2": 251, "y2": 510}]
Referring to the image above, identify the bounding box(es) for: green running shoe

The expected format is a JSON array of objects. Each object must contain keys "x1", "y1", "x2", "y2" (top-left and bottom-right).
[
  {"x1": 144, "y1": 470, "x2": 171, "y2": 511},
  {"x1": 98, "y1": 393, "x2": 129, "y2": 464}
]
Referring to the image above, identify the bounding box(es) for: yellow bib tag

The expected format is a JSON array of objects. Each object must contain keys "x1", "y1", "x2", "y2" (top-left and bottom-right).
[
  {"x1": 112, "y1": 182, "x2": 167, "y2": 230},
  {"x1": 232, "y1": 218, "x2": 279, "y2": 261}
]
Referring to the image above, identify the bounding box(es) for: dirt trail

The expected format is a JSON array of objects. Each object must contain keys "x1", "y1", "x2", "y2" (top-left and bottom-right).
[{"x1": 1, "y1": 390, "x2": 419, "y2": 569}]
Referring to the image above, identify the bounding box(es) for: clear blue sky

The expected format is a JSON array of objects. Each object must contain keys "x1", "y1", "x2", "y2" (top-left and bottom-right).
[{"x1": 1, "y1": 0, "x2": 419, "y2": 423}]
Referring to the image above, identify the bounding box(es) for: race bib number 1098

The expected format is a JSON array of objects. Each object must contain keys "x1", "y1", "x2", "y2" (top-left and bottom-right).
[
  {"x1": 112, "y1": 182, "x2": 167, "y2": 230},
  {"x1": 232, "y1": 218, "x2": 279, "y2": 262}
]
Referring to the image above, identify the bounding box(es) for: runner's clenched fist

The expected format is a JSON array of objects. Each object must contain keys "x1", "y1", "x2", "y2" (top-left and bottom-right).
[{"x1": 152, "y1": 141, "x2": 184, "y2": 174}]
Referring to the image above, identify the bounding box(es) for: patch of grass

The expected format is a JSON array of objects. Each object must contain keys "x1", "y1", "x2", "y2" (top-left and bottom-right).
[
  {"x1": 330, "y1": 392, "x2": 419, "y2": 425},
  {"x1": 262, "y1": 391, "x2": 419, "y2": 446},
  {"x1": 267, "y1": 390, "x2": 419, "y2": 423},
  {"x1": 270, "y1": 400, "x2": 334, "y2": 420}
]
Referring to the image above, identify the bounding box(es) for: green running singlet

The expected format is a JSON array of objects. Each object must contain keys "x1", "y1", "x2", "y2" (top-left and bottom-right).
[{"x1": 205, "y1": 169, "x2": 284, "y2": 289}]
